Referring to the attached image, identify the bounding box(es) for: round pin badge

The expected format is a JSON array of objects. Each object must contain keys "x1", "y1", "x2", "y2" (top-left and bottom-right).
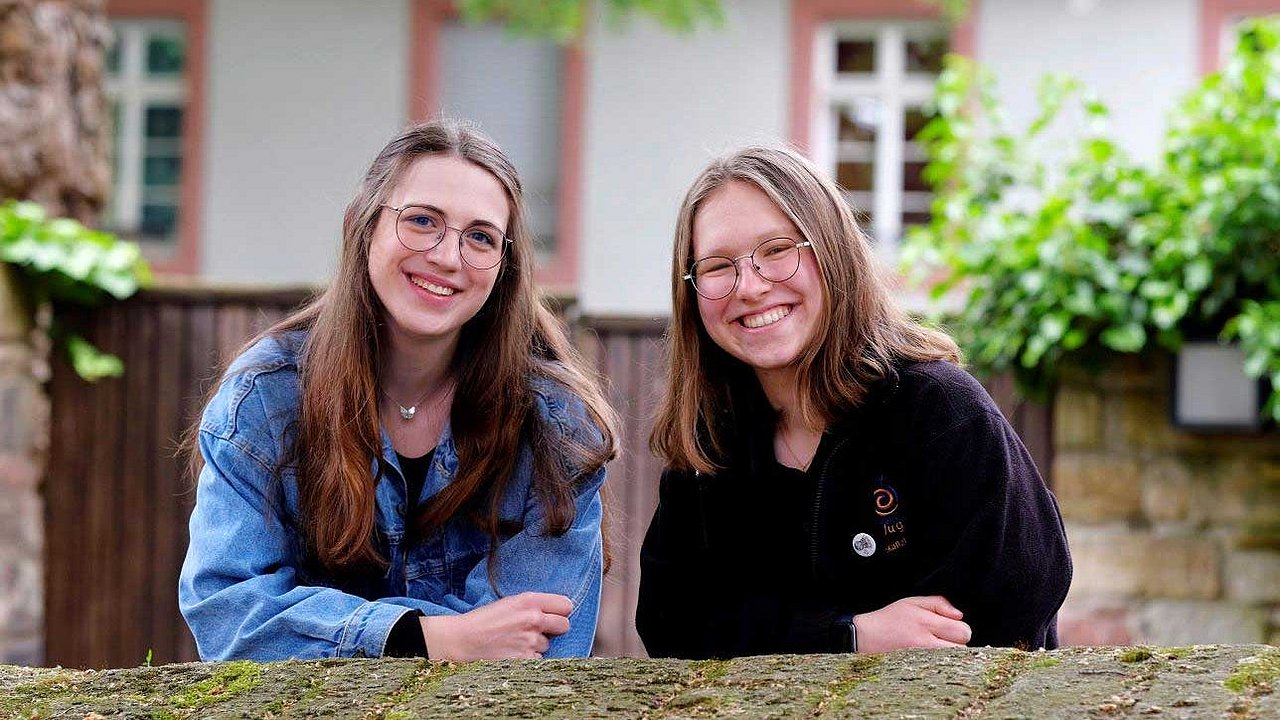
[{"x1": 851, "y1": 532, "x2": 877, "y2": 557}]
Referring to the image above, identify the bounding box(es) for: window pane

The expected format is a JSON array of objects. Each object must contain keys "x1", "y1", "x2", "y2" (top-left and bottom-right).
[
  {"x1": 109, "y1": 102, "x2": 121, "y2": 171},
  {"x1": 441, "y1": 23, "x2": 562, "y2": 257},
  {"x1": 145, "y1": 105, "x2": 183, "y2": 138},
  {"x1": 904, "y1": 161, "x2": 930, "y2": 193},
  {"x1": 140, "y1": 204, "x2": 178, "y2": 239},
  {"x1": 837, "y1": 100, "x2": 878, "y2": 143},
  {"x1": 836, "y1": 39, "x2": 875, "y2": 73},
  {"x1": 106, "y1": 35, "x2": 121, "y2": 75},
  {"x1": 146, "y1": 34, "x2": 185, "y2": 76},
  {"x1": 903, "y1": 211, "x2": 931, "y2": 228},
  {"x1": 837, "y1": 162, "x2": 874, "y2": 192},
  {"x1": 904, "y1": 107, "x2": 932, "y2": 141},
  {"x1": 144, "y1": 156, "x2": 182, "y2": 186},
  {"x1": 906, "y1": 37, "x2": 947, "y2": 74}
]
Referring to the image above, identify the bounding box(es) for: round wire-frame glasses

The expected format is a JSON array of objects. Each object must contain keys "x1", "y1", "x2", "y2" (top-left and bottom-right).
[
  {"x1": 683, "y1": 237, "x2": 813, "y2": 300},
  {"x1": 381, "y1": 203, "x2": 512, "y2": 270}
]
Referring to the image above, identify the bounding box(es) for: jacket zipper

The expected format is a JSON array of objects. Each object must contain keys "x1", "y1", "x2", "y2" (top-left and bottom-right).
[{"x1": 809, "y1": 436, "x2": 850, "y2": 578}]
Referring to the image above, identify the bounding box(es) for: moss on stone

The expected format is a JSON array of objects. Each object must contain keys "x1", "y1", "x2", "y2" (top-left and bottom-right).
[
  {"x1": 1029, "y1": 655, "x2": 1062, "y2": 669},
  {"x1": 167, "y1": 660, "x2": 261, "y2": 709},
  {"x1": 1224, "y1": 647, "x2": 1280, "y2": 693},
  {"x1": 1118, "y1": 648, "x2": 1155, "y2": 663},
  {"x1": 4, "y1": 645, "x2": 1276, "y2": 719},
  {"x1": 362, "y1": 659, "x2": 469, "y2": 719},
  {"x1": 980, "y1": 649, "x2": 1033, "y2": 697},
  {"x1": 816, "y1": 654, "x2": 884, "y2": 715},
  {"x1": 689, "y1": 659, "x2": 730, "y2": 683},
  {"x1": 3, "y1": 670, "x2": 77, "y2": 718}
]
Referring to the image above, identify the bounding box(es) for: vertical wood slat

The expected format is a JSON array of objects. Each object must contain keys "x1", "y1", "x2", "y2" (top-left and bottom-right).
[
  {"x1": 118, "y1": 302, "x2": 155, "y2": 666},
  {"x1": 87, "y1": 305, "x2": 123, "y2": 667},
  {"x1": 604, "y1": 331, "x2": 634, "y2": 659},
  {"x1": 150, "y1": 302, "x2": 185, "y2": 666},
  {"x1": 43, "y1": 307, "x2": 84, "y2": 666}
]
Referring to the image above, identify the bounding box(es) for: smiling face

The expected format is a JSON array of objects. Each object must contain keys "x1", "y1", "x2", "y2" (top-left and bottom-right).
[
  {"x1": 368, "y1": 154, "x2": 509, "y2": 352},
  {"x1": 691, "y1": 180, "x2": 826, "y2": 375}
]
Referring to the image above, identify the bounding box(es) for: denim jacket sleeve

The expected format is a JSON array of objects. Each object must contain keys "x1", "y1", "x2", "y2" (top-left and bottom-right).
[
  {"x1": 449, "y1": 463, "x2": 605, "y2": 658},
  {"x1": 178, "y1": 362, "x2": 457, "y2": 662},
  {"x1": 439, "y1": 381, "x2": 607, "y2": 658}
]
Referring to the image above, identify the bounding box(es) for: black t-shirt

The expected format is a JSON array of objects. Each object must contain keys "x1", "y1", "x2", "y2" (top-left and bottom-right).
[
  {"x1": 383, "y1": 447, "x2": 436, "y2": 658},
  {"x1": 768, "y1": 459, "x2": 820, "y2": 585},
  {"x1": 396, "y1": 448, "x2": 435, "y2": 515}
]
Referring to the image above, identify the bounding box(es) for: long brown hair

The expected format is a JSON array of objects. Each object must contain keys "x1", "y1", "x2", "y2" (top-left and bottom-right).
[
  {"x1": 189, "y1": 120, "x2": 617, "y2": 575},
  {"x1": 650, "y1": 145, "x2": 959, "y2": 474}
]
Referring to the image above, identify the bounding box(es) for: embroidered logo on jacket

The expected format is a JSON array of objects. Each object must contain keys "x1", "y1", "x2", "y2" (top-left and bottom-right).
[
  {"x1": 876, "y1": 483, "x2": 908, "y2": 554},
  {"x1": 873, "y1": 486, "x2": 899, "y2": 516}
]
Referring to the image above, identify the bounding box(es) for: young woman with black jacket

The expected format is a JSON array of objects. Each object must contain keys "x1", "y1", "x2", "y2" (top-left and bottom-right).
[{"x1": 637, "y1": 146, "x2": 1072, "y2": 659}]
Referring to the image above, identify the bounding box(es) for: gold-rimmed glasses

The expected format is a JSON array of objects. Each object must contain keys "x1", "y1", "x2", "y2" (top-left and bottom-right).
[
  {"x1": 683, "y1": 237, "x2": 813, "y2": 300},
  {"x1": 381, "y1": 203, "x2": 512, "y2": 270}
]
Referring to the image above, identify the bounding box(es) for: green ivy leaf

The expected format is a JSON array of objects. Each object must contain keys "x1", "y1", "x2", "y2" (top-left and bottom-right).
[
  {"x1": 2, "y1": 200, "x2": 151, "y2": 381},
  {"x1": 65, "y1": 334, "x2": 124, "y2": 382},
  {"x1": 1039, "y1": 313, "x2": 1069, "y2": 343},
  {"x1": 1101, "y1": 324, "x2": 1146, "y2": 353},
  {"x1": 1184, "y1": 257, "x2": 1212, "y2": 292}
]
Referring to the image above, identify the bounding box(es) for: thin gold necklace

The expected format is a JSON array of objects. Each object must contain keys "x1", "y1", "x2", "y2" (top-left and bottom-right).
[{"x1": 778, "y1": 429, "x2": 813, "y2": 472}]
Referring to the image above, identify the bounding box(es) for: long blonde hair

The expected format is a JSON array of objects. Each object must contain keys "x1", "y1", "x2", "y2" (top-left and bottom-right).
[
  {"x1": 190, "y1": 120, "x2": 618, "y2": 575},
  {"x1": 650, "y1": 145, "x2": 959, "y2": 474}
]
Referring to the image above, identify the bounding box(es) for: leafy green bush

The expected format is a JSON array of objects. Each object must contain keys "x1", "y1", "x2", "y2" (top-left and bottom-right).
[
  {"x1": 0, "y1": 200, "x2": 151, "y2": 380},
  {"x1": 905, "y1": 19, "x2": 1280, "y2": 421}
]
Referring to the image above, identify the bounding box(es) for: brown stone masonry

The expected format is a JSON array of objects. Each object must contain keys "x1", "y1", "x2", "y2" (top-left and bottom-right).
[{"x1": 1055, "y1": 355, "x2": 1280, "y2": 647}]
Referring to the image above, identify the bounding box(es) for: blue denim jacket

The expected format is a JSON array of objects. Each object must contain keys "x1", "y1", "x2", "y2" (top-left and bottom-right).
[{"x1": 178, "y1": 332, "x2": 605, "y2": 661}]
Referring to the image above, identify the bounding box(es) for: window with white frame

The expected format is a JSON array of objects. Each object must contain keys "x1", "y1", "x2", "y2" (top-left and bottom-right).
[
  {"x1": 105, "y1": 20, "x2": 187, "y2": 245},
  {"x1": 811, "y1": 22, "x2": 947, "y2": 252}
]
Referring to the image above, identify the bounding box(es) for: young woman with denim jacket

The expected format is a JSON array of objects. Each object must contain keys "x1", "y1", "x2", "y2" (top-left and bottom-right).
[
  {"x1": 637, "y1": 146, "x2": 1071, "y2": 658},
  {"x1": 179, "y1": 120, "x2": 617, "y2": 662}
]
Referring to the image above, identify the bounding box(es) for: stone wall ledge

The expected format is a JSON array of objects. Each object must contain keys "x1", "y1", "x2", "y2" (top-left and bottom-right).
[{"x1": 3, "y1": 645, "x2": 1278, "y2": 719}]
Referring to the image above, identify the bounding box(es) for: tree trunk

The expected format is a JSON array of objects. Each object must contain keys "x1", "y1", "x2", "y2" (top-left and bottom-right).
[
  {"x1": 0, "y1": 0, "x2": 110, "y2": 222},
  {"x1": 0, "y1": 0, "x2": 109, "y2": 666}
]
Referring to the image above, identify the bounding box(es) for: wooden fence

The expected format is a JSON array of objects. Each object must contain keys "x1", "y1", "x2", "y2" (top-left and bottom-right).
[
  {"x1": 44, "y1": 288, "x2": 312, "y2": 669},
  {"x1": 43, "y1": 289, "x2": 1051, "y2": 668}
]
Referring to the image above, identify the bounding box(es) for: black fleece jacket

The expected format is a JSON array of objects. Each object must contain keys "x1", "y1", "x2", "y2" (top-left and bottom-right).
[{"x1": 637, "y1": 361, "x2": 1072, "y2": 659}]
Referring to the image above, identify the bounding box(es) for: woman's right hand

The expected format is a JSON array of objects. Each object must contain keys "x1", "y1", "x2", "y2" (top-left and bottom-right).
[
  {"x1": 854, "y1": 595, "x2": 972, "y2": 653},
  {"x1": 419, "y1": 592, "x2": 573, "y2": 660}
]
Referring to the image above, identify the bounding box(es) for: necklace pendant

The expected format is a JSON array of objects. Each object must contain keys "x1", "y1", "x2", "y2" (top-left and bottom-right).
[{"x1": 398, "y1": 404, "x2": 417, "y2": 420}]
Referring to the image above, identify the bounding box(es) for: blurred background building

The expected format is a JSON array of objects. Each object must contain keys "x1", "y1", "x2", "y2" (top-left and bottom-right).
[{"x1": 108, "y1": 0, "x2": 1243, "y2": 309}]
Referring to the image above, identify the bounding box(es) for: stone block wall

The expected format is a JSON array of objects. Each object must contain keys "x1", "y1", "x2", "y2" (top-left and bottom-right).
[
  {"x1": 5, "y1": 646, "x2": 1280, "y2": 718},
  {"x1": 0, "y1": 265, "x2": 46, "y2": 665},
  {"x1": 1055, "y1": 354, "x2": 1280, "y2": 647}
]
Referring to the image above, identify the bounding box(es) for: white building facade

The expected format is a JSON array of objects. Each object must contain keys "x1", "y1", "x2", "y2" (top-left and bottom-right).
[{"x1": 104, "y1": 0, "x2": 1272, "y2": 315}]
